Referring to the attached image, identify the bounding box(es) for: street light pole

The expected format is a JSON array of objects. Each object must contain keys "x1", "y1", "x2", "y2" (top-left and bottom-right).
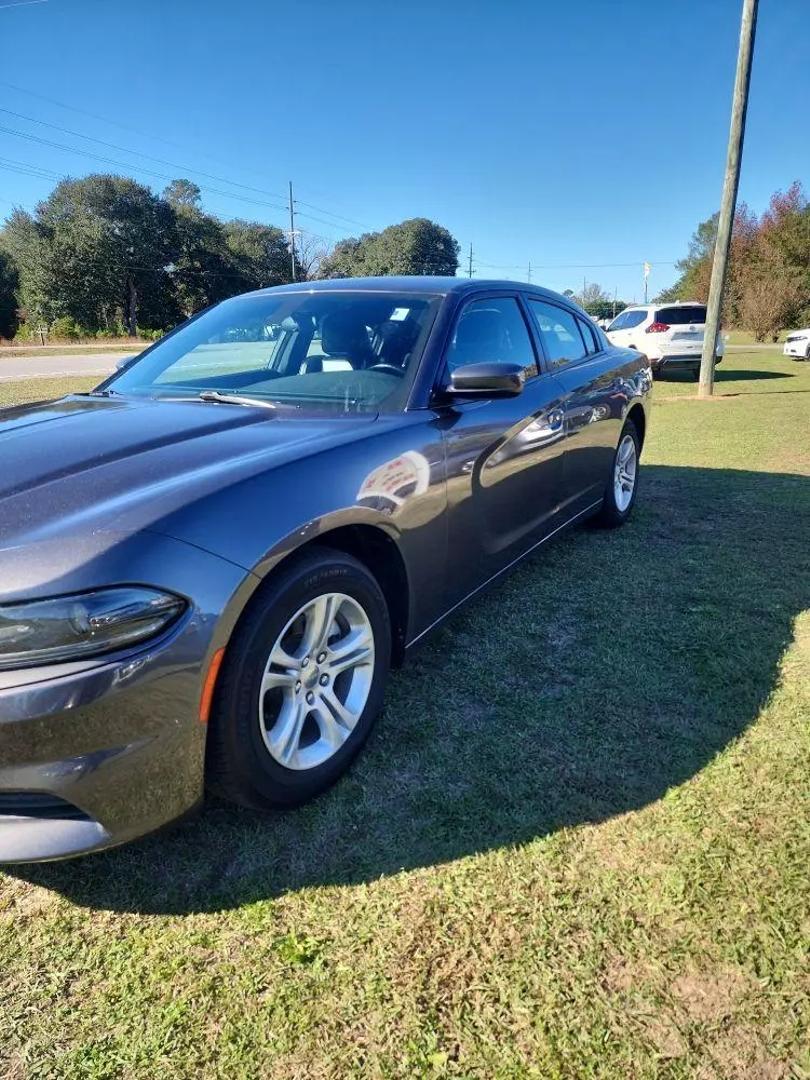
[{"x1": 699, "y1": 0, "x2": 758, "y2": 398}]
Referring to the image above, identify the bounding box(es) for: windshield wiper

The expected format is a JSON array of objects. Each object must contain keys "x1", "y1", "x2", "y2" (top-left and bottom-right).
[{"x1": 198, "y1": 390, "x2": 281, "y2": 410}]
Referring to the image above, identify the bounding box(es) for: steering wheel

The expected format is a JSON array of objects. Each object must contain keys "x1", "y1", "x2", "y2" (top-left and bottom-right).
[{"x1": 369, "y1": 362, "x2": 406, "y2": 378}]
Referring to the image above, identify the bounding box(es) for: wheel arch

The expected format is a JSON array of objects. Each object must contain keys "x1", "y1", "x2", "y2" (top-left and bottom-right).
[
  {"x1": 625, "y1": 401, "x2": 646, "y2": 449},
  {"x1": 298, "y1": 524, "x2": 410, "y2": 667},
  {"x1": 215, "y1": 520, "x2": 411, "y2": 671}
]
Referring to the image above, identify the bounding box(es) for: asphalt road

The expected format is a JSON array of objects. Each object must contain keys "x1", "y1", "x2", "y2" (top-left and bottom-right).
[
  {"x1": 0, "y1": 341, "x2": 787, "y2": 383},
  {"x1": 0, "y1": 352, "x2": 131, "y2": 382}
]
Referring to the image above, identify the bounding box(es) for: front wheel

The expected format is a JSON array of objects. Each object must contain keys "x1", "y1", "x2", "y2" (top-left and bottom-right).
[
  {"x1": 206, "y1": 547, "x2": 391, "y2": 809},
  {"x1": 594, "y1": 420, "x2": 640, "y2": 528}
]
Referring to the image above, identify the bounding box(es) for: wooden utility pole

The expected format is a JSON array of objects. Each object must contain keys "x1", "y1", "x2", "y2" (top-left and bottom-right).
[
  {"x1": 699, "y1": 0, "x2": 758, "y2": 397},
  {"x1": 527, "y1": 260, "x2": 532, "y2": 284},
  {"x1": 467, "y1": 243, "x2": 474, "y2": 278},
  {"x1": 288, "y1": 180, "x2": 297, "y2": 282}
]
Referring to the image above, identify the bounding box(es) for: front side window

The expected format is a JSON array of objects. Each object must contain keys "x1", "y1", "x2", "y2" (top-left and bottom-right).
[
  {"x1": 105, "y1": 291, "x2": 441, "y2": 415},
  {"x1": 607, "y1": 309, "x2": 647, "y2": 332},
  {"x1": 527, "y1": 299, "x2": 587, "y2": 368},
  {"x1": 445, "y1": 297, "x2": 538, "y2": 380}
]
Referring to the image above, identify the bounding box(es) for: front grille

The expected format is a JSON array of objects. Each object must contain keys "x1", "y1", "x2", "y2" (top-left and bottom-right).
[{"x1": 0, "y1": 792, "x2": 90, "y2": 821}]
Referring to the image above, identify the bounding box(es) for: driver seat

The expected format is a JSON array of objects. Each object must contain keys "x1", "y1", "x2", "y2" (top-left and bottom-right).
[{"x1": 303, "y1": 311, "x2": 374, "y2": 372}]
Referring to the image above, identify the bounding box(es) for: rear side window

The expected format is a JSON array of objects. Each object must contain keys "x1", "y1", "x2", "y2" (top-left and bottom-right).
[
  {"x1": 527, "y1": 300, "x2": 587, "y2": 368},
  {"x1": 608, "y1": 309, "x2": 647, "y2": 331},
  {"x1": 577, "y1": 316, "x2": 601, "y2": 354},
  {"x1": 656, "y1": 305, "x2": 707, "y2": 325}
]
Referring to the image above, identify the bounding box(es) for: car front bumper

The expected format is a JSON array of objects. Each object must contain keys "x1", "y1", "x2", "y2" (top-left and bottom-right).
[
  {"x1": 0, "y1": 622, "x2": 213, "y2": 862},
  {"x1": 0, "y1": 534, "x2": 252, "y2": 864}
]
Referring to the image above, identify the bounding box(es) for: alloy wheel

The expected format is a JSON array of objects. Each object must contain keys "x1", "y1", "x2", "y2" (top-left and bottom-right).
[
  {"x1": 613, "y1": 433, "x2": 637, "y2": 512},
  {"x1": 258, "y1": 592, "x2": 375, "y2": 770}
]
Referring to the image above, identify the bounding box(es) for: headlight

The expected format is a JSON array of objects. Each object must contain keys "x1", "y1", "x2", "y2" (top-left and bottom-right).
[{"x1": 0, "y1": 587, "x2": 186, "y2": 670}]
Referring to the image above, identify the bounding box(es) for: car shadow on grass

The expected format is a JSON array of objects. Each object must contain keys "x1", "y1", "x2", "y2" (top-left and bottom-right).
[
  {"x1": 660, "y1": 368, "x2": 795, "y2": 384},
  {"x1": 11, "y1": 465, "x2": 810, "y2": 914}
]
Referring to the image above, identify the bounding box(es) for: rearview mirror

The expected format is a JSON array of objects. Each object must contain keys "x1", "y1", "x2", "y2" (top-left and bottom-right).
[{"x1": 445, "y1": 361, "x2": 525, "y2": 398}]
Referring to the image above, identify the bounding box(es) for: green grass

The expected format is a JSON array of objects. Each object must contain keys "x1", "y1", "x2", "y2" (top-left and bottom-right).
[
  {"x1": 723, "y1": 329, "x2": 790, "y2": 346},
  {"x1": 2, "y1": 351, "x2": 809, "y2": 1078},
  {"x1": 0, "y1": 376, "x2": 98, "y2": 408},
  {"x1": 0, "y1": 342, "x2": 142, "y2": 359}
]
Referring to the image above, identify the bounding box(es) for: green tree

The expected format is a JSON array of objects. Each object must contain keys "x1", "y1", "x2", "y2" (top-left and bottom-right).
[
  {"x1": 163, "y1": 178, "x2": 203, "y2": 211},
  {"x1": 8, "y1": 175, "x2": 180, "y2": 335},
  {"x1": 660, "y1": 185, "x2": 808, "y2": 333},
  {"x1": 163, "y1": 180, "x2": 235, "y2": 317},
  {"x1": 320, "y1": 218, "x2": 459, "y2": 278},
  {"x1": 0, "y1": 247, "x2": 18, "y2": 338},
  {"x1": 1, "y1": 207, "x2": 60, "y2": 330},
  {"x1": 222, "y1": 219, "x2": 295, "y2": 291}
]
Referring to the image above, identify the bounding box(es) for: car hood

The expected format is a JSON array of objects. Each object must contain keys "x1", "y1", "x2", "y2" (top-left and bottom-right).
[{"x1": 0, "y1": 394, "x2": 382, "y2": 551}]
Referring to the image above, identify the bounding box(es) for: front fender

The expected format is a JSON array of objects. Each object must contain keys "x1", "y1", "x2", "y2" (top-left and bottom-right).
[{"x1": 158, "y1": 417, "x2": 449, "y2": 652}]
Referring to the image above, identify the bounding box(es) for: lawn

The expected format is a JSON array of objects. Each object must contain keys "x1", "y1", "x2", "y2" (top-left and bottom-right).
[
  {"x1": 0, "y1": 342, "x2": 143, "y2": 360},
  {"x1": 1, "y1": 351, "x2": 809, "y2": 1079},
  {"x1": 723, "y1": 329, "x2": 789, "y2": 346}
]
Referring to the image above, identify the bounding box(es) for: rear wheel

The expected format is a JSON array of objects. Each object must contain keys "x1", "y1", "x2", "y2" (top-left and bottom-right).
[
  {"x1": 207, "y1": 547, "x2": 391, "y2": 809},
  {"x1": 594, "y1": 419, "x2": 640, "y2": 528}
]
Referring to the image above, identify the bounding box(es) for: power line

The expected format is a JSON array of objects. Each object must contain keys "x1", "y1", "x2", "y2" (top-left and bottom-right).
[
  {"x1": 475, "y1": 258, "x2": 678, "y2": 270},
  {"x1": 0, "y1": 77, "x2": 273, "y2": 178},
  {"x1": 0, "y1": 106, "x2": 289, "y2": 204},
  {"x1": 0, "y1": 124, "x2": 299, "y2": 216},
  {"x1": 0, "y1": 84, "x2": 381, "y2": 234},
  {"x1": 0, "y1": 157, "x2": 60, "y2": 181},
  {"x1": 294, "y1": 198, "x2": 375, "y2": 232}
]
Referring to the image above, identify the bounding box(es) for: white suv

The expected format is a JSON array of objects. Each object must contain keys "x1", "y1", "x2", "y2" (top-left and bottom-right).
[
  {"x1": 783, "y1": 328, "x2": 810, "y2": 360},
  {"x1": 606, "y1": 302, "x2": 724, "y2": 380}
]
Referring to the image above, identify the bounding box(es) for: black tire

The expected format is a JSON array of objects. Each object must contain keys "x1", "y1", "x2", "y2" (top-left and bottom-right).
[
  {"x1": 206, "y1": 546, "x2": 391, "y2": 810},
  {"x1": 594, "y1": 419, "x2": 641, "y2": 528}
]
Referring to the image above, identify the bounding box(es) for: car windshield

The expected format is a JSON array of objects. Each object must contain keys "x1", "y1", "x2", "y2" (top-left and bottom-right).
[{"x1": 104, "y1": 291, "x2": 441, "y2": 415}]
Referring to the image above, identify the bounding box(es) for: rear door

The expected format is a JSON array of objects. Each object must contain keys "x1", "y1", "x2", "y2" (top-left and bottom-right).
[
  {"x1": 526, "y1": 297, "x2": 629, "y2": 515},
  {"x1": 438, "y1": 292, "x2": 567, "y2": 605}
]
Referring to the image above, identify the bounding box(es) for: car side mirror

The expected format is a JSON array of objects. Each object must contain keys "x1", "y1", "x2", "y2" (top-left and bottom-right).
[{"x1": 444, "y1": 361, "x2": 525, "y2": 398}]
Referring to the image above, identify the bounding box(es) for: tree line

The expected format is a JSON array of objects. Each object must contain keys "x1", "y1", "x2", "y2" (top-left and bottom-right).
[
  {"x1": 657, "y1": 181, "x2": 810, "y2": 339},
  {"x1": 0, "y1": 173, "x2": 459, "y2": 340},
  {"x1": 2, "y1": 173, "x2": 807, "y2": 343}
]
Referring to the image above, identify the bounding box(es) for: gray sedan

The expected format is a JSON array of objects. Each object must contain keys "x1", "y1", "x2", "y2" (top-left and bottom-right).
[{"x1": 0, "y1": 277, "x2": 652, "y2": 862}]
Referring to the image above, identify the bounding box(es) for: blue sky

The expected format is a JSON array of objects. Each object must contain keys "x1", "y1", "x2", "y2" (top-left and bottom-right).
[{"x1": 0, "y1": 0, "x2": 807, "y2": 300}]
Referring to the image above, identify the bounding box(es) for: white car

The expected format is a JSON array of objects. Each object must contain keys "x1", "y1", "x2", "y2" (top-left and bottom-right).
[
  {"x1": 783, "y1": 328, "x2": 810, "y2": 360},
  {"x1": 606, "y1": 302, "x2": 724, "y2": 380}
]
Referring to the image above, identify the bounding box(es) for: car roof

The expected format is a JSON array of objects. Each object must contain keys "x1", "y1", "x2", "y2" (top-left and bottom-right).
[
  {"x1": 241, "y1": 275, "x2": 578, "y2": 306},
  {"x1": 620, "y1": 300, "x2": 706, "y2": 312}
]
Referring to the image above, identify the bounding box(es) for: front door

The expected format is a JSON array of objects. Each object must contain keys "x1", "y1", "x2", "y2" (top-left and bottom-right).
[{"x1": 438, "y1": 294, "x2": 567, "y2": 607}]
